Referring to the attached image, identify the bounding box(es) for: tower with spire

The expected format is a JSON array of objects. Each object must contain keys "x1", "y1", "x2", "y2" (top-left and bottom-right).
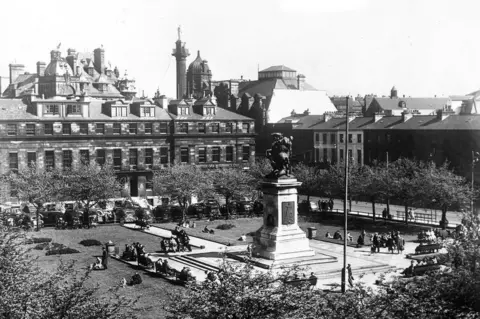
[{"x1": 172, "y1": 25, "x2": 190, "y2": 99}]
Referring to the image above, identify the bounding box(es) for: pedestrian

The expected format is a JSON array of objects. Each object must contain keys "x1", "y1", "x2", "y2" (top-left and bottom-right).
[
  {"x1": 328, "y1": 199, "x2": 334, "y2": 211},
  {"x1": 347, "y1": 264, "x2": 354, "y2": 287},
  {"x1": 408, "y1": 208, "x2": 416, "y2": 221},
  {"x1": 382, "y1": 208, "x2": 387, "y2": 223},
  {"x1": 102, "y1": 247, "x2": 109, "y2": 269}
]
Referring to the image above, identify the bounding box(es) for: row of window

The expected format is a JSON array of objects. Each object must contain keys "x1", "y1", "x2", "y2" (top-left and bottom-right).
[
  {"x1": 8, "y1": 145, "x2": 251, "y2": 171},
  {"x1": 5, "y1": 122, "x2": 251, "y2": 136},
  {"x1": 314, "y1": 148, "x2": 362, "y2": 165},
  {"x1": 315, "y1": 133, "x2": 362, "y2": 144},
  {"x1": 44, "y1": 104, "x2": 156, "y2": 118}
]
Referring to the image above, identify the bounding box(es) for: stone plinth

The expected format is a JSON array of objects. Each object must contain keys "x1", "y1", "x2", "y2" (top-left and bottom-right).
[{"x1": 252, "y1": 177, "x2": 315, "y2": 260}]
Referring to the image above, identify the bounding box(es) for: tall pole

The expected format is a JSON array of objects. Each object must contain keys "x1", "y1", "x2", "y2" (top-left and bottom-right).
[
  {"x1": 472, "y1": 150, "x2": 475, "y2": 216},
  {"x1": 342, "y1": 96, "x2": 349, "y2": 293}
]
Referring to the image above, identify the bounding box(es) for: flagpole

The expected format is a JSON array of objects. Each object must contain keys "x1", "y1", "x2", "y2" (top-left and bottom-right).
[{"x1": 342, "y1": 96, "x2": 349, "y2": 293}]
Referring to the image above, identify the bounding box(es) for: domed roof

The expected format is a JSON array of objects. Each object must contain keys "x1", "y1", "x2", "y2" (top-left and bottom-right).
[
  {"x1": 44, "y1": 60, "x2": 74, "y2": 77},
  {"x1": 188, "y1": 51, "x2": 211, "y2": 75}
]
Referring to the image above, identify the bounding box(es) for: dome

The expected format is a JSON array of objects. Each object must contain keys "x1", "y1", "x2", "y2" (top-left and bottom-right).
[
  {"x1": 44, "y1": 60, "x2": 74, "y2": 77},
  {"x1": 187, "y1": 51, "x2": 211, "y2": 75}
]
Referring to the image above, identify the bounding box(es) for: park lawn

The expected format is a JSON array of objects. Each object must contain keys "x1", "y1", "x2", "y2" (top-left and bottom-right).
[
  {"x1": 27, "y1": 225, "x2": 182, "y2": 319},
  {"x1": 155, "y1": 214, "x2": 429, "y2": 246}
]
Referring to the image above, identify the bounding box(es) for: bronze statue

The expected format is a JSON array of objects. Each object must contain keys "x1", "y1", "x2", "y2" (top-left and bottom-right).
[{"x1": 266, "y1": 133, "x2": 293, "y2": 178}]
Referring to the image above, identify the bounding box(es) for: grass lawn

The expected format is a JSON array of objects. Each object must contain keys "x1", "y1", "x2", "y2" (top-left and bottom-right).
[
  {"x1": 155, "y1": 213, "x2": 430, "y2": 246},
  {"x1": 27, "y1": 225, "x2": 183, "y2": 319}
]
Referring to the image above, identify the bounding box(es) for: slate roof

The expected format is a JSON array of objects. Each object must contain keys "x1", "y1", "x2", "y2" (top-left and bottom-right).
[
  {"x1": 308, "y1": 117, "x2": 373, "y2": 131},
  {"x1": 373, "y1": 97, "x2": 449, "y2": 111},
  {"x1": 277, "y1": 114, "x2": 324, "y2": 129},
  {"x1": 259, "y1": 65, "x2": 296, "y2": 72},
  {"x1": 168, "y1": 99, "x2": 253, "y2": 121},
  {"x1": 238, "y1": 78, "x2": 317, "y2": 97},
  {"x1": 362, "y1": 114, "x2": 480, "y2": 130}
]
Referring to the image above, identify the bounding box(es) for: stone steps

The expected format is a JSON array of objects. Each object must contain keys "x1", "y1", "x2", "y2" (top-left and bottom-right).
[{"x1": 171, "y1": 255, "x2": 220, "y2": 272}]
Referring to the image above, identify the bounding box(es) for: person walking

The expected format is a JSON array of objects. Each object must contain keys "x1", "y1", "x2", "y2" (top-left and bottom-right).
[
  {"x1": 347, "y1": 264, "x2": 354, "y2": 287},
  {"x1": 101, "y1": 247, "x2": 109, "y2": 270},
  {"x1": 408, "y1": 208, "x2": 416, "y2": 222}
]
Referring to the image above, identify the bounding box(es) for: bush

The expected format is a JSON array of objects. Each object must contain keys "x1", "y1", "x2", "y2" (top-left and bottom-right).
[
  {"x1": 33, "y1": 242, "x2": 49, "y2": 250},
  {"x1": 46, "y1": 244, "x2": 80, "y2": 255},
  {"x1": 216, "y1": 223, "x2": 236, "y2": 230},
  {"x1": 79, "y1": 239, "x2": 102, "y2": 246},
  {"x1": 25, "y1": 237, "x2": 52, "y2": 244}
]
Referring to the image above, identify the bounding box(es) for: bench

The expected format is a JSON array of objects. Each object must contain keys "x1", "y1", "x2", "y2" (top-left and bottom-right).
[
  {"x1": 415, "y1": 243, "x2": 443, "y2": 255},
  {"x1": 319, "y1": 237, "x2": 369, "y2": 248}
]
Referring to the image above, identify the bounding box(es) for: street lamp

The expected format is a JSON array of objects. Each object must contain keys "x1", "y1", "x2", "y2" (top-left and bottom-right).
[
  {"x1": 341, "y1": 96, "x2": 349, "y2": 293},
  {"x1": 471, "y1": 150, "x2": 480, "y2": 216}
]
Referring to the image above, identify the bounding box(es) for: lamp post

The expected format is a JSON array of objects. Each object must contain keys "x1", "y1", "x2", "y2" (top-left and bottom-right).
[
  {"x1": 472, "y1": 150, "x2": 480, "y2": 216},
  {"x1": 341, "y1": 96, "x2": 349, "y2": 293}
]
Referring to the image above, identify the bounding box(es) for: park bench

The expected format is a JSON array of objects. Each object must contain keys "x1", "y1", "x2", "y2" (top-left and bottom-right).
[
  {"x1": 415, "y1": 243, "x2": 443, "y2": 255},
  {"x1": 320, "y1": 237, "x2": 368, "y2": 248},
  {"x1": 413, "y1": 264, "x2": 442, "y2": 275}
]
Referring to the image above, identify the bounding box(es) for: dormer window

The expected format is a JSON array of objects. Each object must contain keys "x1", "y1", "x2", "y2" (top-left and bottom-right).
[
  {"x1": 141, "y1": 107, "x2": 155, "y2": 117},
  {"x1": 204, "y1": 107, "x2": 215, "y2": 115},
  {"x1": 111, "y1": 106, "x2": 127, "y2": 117},
  {"x1": 179, "y1": 107, "x2": 189, "y2": 115},
  {"x1": 44, "y1": 104, "x2": 59, "y2": 115},
  {"x1": 66, "y1": 104, "x2": 82, "y2": 115}
]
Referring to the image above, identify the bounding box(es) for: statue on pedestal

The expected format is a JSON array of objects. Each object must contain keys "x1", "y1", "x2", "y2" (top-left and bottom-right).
[{"x1": 266, "y1": 133, "x2": 293, "y2": 179}]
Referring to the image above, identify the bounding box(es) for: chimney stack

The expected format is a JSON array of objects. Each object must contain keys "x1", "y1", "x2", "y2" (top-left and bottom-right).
[
  {"x1": 401, "y1": 110, "x2": 413, "y2": 122},
  {"x1": 36, "y1": 61, "x2": 46, "y2": 76},
  {"x1": 297, "y1": 74, "x2": 305, "y2": 91},
  {"x1": 94, "y1": 47, "x2": 105, "y2": 74},
  {"x1": 66, "y1": 48, "x2": 77, "y2": 72},
  {"x1": 436, "y1": 105, "x2": 454, "y2": 121},
  {"x1": 9, "y1": 64, "x2": 25, "y2": 84}
]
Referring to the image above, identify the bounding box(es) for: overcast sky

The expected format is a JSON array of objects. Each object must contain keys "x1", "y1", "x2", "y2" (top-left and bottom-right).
[{"x1": 1, "y1": 0, "x2": 479, "y2": 98}]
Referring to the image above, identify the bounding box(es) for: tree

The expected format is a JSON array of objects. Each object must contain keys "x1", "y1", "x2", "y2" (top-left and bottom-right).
[
  {"x1": 293, "y1": 163, "x2": 321, "y2": 203},
  {"x1": 61, "y1": 163, "x2": 122, "y2": 217},
  {"x1": 421, "y1": 162, "x2": 474, "y2": 229},
  {"x1": 247, "y1": 157, "x2": 272, "y2": 200},
  {"x1": 6, "y1": 164, "x2": 63, "y2": 231},
  {"x1": 152, "y1": 164, "x2": 212, "y2": 221},
  {"x1": 0, "y1": 225, "x2": 137, "y2": 318},
  {"x1": 210, "y1": 168, "x2": 256, "y2": 218}
]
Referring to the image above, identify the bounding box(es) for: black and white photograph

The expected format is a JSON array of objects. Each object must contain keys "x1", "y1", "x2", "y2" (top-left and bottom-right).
[{"x1": 1, "y1": 0, "x2": 480, "y2": 318}]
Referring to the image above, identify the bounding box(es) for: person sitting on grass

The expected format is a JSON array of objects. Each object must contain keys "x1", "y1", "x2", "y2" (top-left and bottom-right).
[
  {"x1": 89, "y1": 257, "x2": 105, "y2": 270},
  {"x1": 202, "y1": 225, "x2": 215, "y2": 234},
  {"x1": 129, "y1": 272, "x2": 142, "y2": 285},
  {"x1": 333, "y1": 230, "x2": 343, "y2": 240},
  {"x1": 325, "y1": 232, "x2": 333, "y2": 239},
  {"x1": 162, "y1": 259, "x2": 174, "y2": 276}
]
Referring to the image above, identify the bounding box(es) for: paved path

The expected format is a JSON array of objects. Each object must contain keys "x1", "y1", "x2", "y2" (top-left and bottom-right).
[{"x1": 300, "y1": 195, "x2": 462, "y2": 227}]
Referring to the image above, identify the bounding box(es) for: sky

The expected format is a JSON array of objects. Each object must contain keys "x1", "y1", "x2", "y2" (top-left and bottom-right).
[{"x1": 1, "y1": 0, "x2": 480, "y2": 98}]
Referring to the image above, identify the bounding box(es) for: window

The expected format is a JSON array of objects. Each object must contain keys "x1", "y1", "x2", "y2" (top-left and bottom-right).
[
  {"x1": 323, "y1": 133, "x2": 327, "y2": 144},
  {"x1": 44, "y1": 104, "x2": 59, "y2": 115},
  {"x1": 79, "y1": 123, "x2": 88, "y2": 135},
  {"x1": 331, "y1": 134, "x2": 336, "y2": 144},
  {"x1": 340, "y1": 149, "x2": 344, "y2": 161},
  {"x1": 62, "y1": 123, "x2": 71, "y2": 135},
  {"x1": 225, "y1": 123, "x2": 233, "y2": 133},
  {"x1": 332, "y1": 149, "x2": 337, "y2": 164},
  {"x1": 242, "y1": 123, "x2": 250, "y2": 133},
  {"x1": 63, "y1": 150, "x2": 72, "y2": 170},
  {"x1": 113, "y1": 149, "x2": 122, "y2": 170},
  {"x1": 198, "y1": 147, "x2": 206, "y2": 163},
  {"x1": 9, "y1": 153, "x2": 18, "y2": 171},
  {"x1": 26, "y1": 124, "x2": 36, "y2": 136},
  {"x1": 7, "y1": 124, "x2": 17, "y2": 136},
  {"x1": 144, "y1": 123, "x2": 152, "y2": 134},
  {"x1": 226, "y1": 146, "x2": 233, "y2": 162},
  {"x1": 211, "y1": 123, "x2": 219, "y2": 133},
  {"x1": 96, "y1": 149, "x2": 105, "y2": 166},
  {"x1": 145, "y1": 175, "x2": 153, "y2": 190},
  {"x1": 242, "y1": 145, "x2": 250, "y2": 161},
  {"x1": 178, "y1": 123, "x2": 188, "y2": 133},
  {"x1": 160, "y1": 147, "x2": 168, "y2": 164},
  {"x1": 340, "y1": 134, "x2": 344, "y2": 143},
  {"x1": 44, "y1": 123, "x2": 53, "y2": 135},
  {"x1": 386, "y1": 133, "x2": 391, "y2": 143},
  {"x1": 27, "y1": 152, "x2": 36, "y2": 167},
  {"x1": 377, "y1": 135, "x2": 381, "y2": 143},
  {"x1": 45, "y1": 151, "x2": 55, "y2": 170},
  {"x1": 129, "y1": 123, "x2": 137, "y2": 134},
  {"x1": 348, "y1": 134, "x2": 353, "y2": 143},
  {"x1": 323, "y1": 148, "x2": 328, "y2": 162},
  {"x1": 180, "y1": 147, "x2": 189, "y2": 163},
  {"x1": 129, "y1": 149, "x2": 138, "y2": 169},
  {"x1": 357, "y1": 134, "x2": 362, "y2": 143},
  {"x1": 357, "y1": 150, "x2": 362, "y2": 165},
  {"x1": 113, "y1": 123, "x2": 121, "y2": 134},
  {"x1": 348, "y1": 149, "x2": 353, "y2": 161},
  {"x1": 95, "y1": 123, "x2": 105, "y2": 134},
  {"x1": 141, "y1": 107, "x2": 154, "y2": 117},
  {"x1": 111, "y1": 106, "x2": 127, "y2": 117},
  {"x1": 212, "y1": 147, "x2": 220, "y2": 162},
  {"x1": 145, "y1": 148, "x2": 153, "y2": 166},
  {"x1": 80, "y1": 150, "x2": 89, "y2": 165},
  {"x1": 198, "y1": 123, "x2": 206, "y2": 133},
  {"x1": 66, "y1": 104, "x2": 81, "y2": 115},
  {"x1": 315, "y1": 133, "x2": 319, "y2": 142},
  {"x1": 159, "y1": 122, "x2": 168, "y2": 134},
  {"x1": 315, "y1": 148, "x2": 320, "y2": 162},
  {"x1": 205, "y1": 107, "x2": 215, "y2": 115},
  {"x1": 179, "y1": 107, "x2": 189, "y2": 115}
]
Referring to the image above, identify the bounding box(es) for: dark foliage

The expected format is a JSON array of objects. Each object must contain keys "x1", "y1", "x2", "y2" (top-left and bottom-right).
[
  {"x1": 79, "y1": 239, "x2": 103, "y2": 246},
  {"x1": 216, "y1": 223, "x2": 236, "y2": 230}
]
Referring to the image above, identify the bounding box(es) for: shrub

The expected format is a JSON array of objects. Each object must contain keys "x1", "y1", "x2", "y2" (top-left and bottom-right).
[
  {"x1": 216, "y1": 223, "x2": 236, "y2": 230},
  {"x1": 25, "y1": 237, "x2": 52, "y2": 244},
  {"x1": 79, "y1": 239, "x2": 102, "y2": 246},
  {"x1": 33, "y1": 242, "x2": 49, "y2": 250},
  {"x1": 46, "y1": 245, "x2": 80, "y2": 255}
]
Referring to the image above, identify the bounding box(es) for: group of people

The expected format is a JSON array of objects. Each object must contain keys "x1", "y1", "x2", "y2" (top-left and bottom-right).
[
  {"x1": 318, "y1": 199, "x2": 334, "y2": 212},
  {"x1": 325, "y1": 230, "x2": 353, "y2": 242},
  {"x1": 161, "y1": 227, "x2": 192, "y2": 253},
  {"x1": 402, "y1": 257, "x2": 439, "y2": 277},
  {"x1": 371, "y1": 230, "x2": 405, "y2": 254},
  {"x1": 417, "y1": 228, "x2": 438, "y2": 243},
  {"x1": 90, "y1": 247, "x2": 109, "y2": 270},
  {"x1": 155, "y1": 258, "x2": 175, "y2": 276},
  {"x1": 121, "y1": 242, "x2": 147, "y2": 261}
]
